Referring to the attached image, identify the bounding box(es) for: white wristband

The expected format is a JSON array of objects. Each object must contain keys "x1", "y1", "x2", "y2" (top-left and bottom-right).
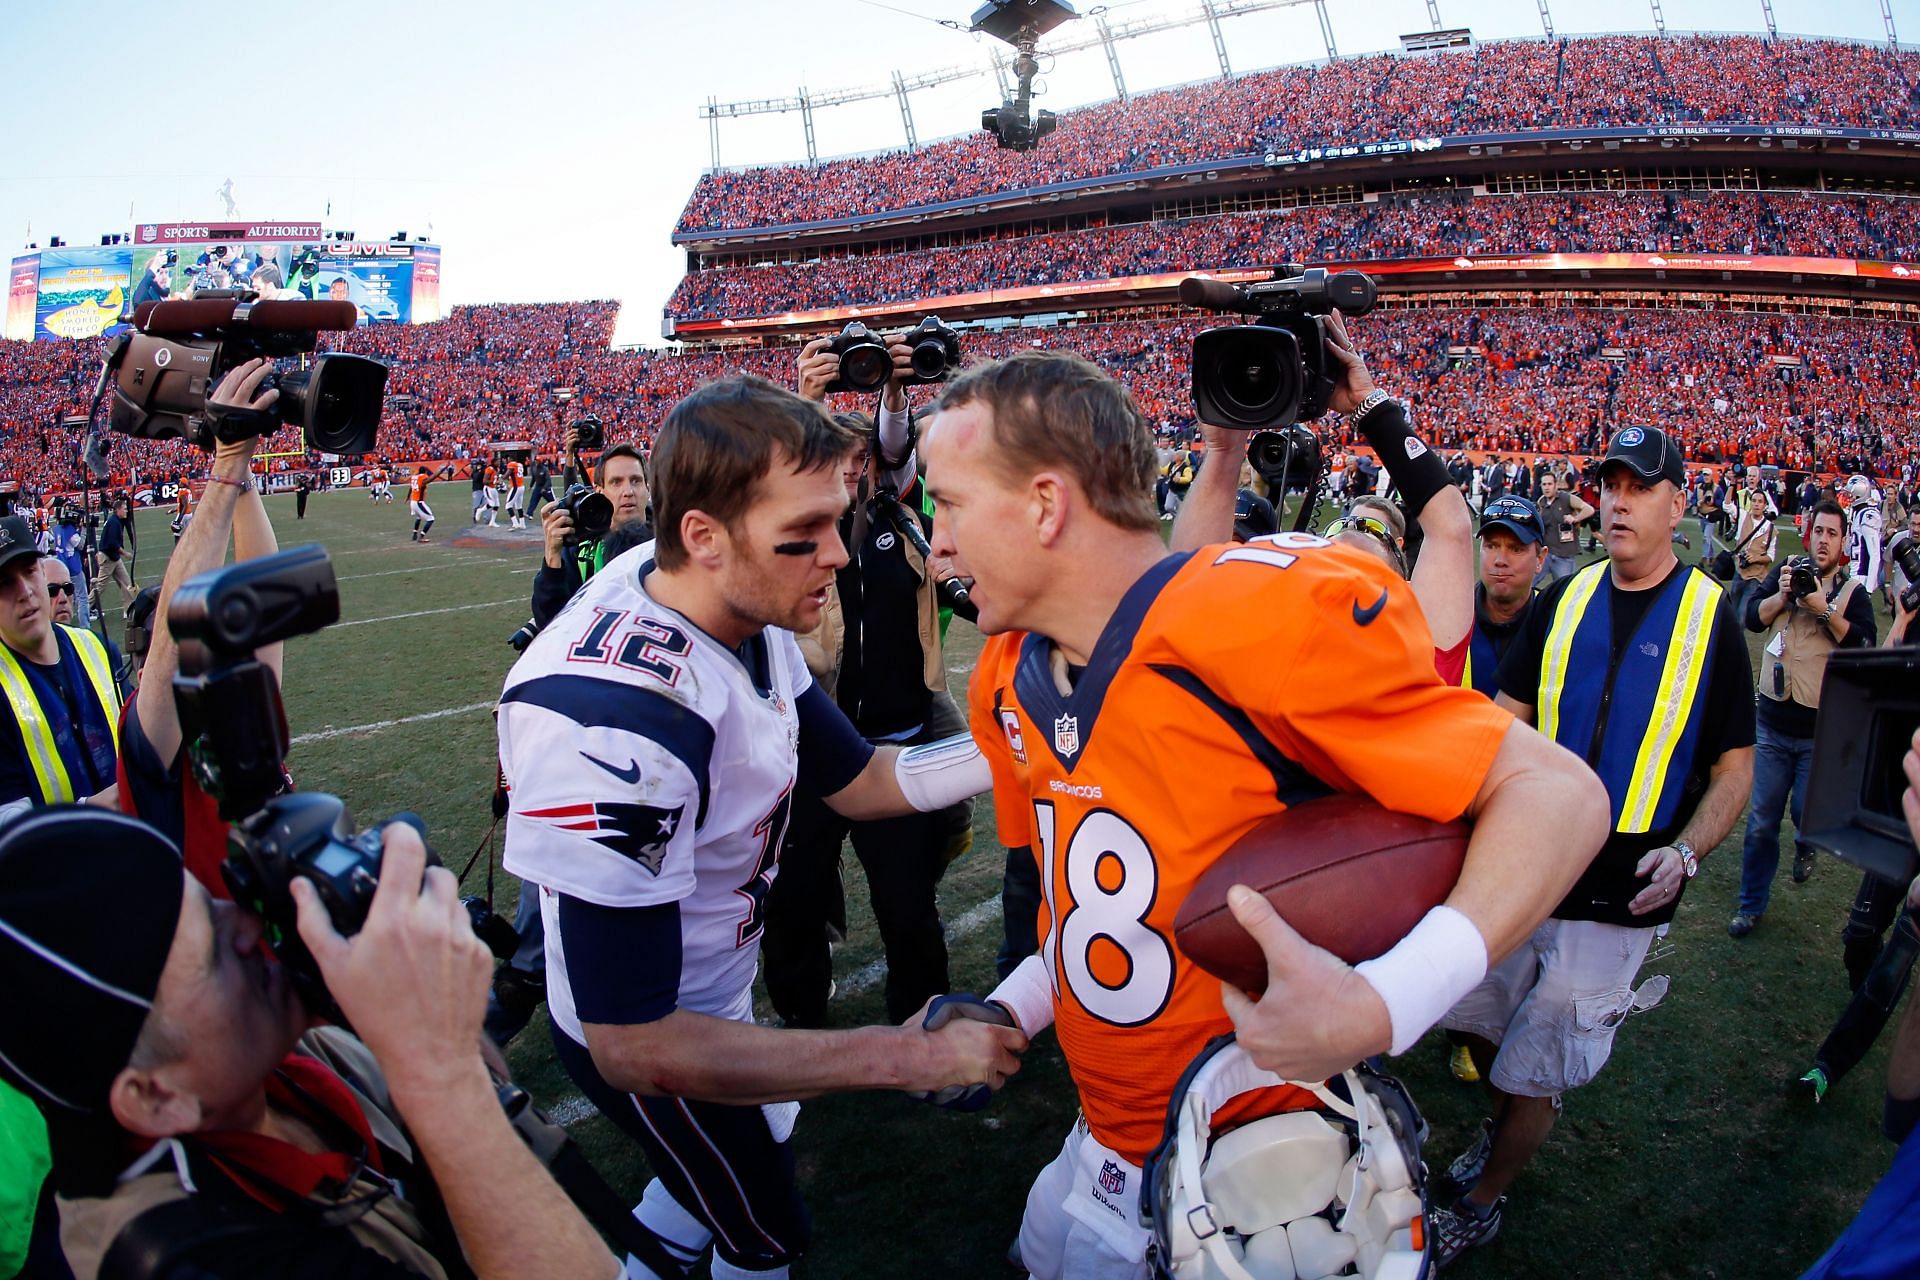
[
  {"x1": 1353, "y1": 905, "x2": 1488, "y2": 1057},
  {"x1": 986, "y1": 953, "x2": 1055, "y2": 1037},
  {"x1": 893, "y1": 733, "x2": 991, "y2": 812}
]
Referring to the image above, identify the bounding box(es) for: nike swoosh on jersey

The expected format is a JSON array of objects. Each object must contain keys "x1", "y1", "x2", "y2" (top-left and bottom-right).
[
  {"x1": 580, "y1": 751, "x2": 642, "y2": 784},
  {"x1": 1352, "y1": 589, "x2": 1390, "y2": 626}
]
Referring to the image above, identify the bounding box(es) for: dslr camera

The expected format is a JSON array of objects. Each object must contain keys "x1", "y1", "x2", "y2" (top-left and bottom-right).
[
  {"x1": 569, "y1": 413, "x2": 606, "y2": 453},
  {"x1": 1180, "y1": 266, "x2": 1378, "y2": 431},
  {"x1": 555, "y1": 483, "x2": 613, "y2": 546},
  {"x1": 103, "y1": 292, "x2": 388, "y2": 454},
  {"x1": 823, "y1": 316, "x2": 963, "y2": 395},
  {"x1": 1891, "y1": 530, "x2": 1920, "y2": 615},
  {"x1": 1785, "y1": 555, "x2": 1823, "y2": 600},
  {"x1": 168, "y1": 546, "x2": 517, "y2": 1022}
]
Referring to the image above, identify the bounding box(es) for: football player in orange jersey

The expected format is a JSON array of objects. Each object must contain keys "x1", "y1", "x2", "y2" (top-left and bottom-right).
[
  {"x1": 506, "y1": 458, "x2": 528, "y2": 529},
  {"x1": 481, "y1": 463, "x2": 501, "y2": 527},
  {"x1": 921, "y1": 348, "x2": 1609, "y2": 1278},
  {"x1": 409, "y1": 468, "x2": 436, "y2": 543}
]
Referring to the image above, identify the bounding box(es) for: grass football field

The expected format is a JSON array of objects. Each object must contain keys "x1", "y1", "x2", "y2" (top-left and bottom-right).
[{"x1": 117, "y1": 490, "x2": 1903, "y2": 1278}]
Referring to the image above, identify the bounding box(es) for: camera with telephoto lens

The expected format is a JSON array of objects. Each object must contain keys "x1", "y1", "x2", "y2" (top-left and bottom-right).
[
  {"x1": 556, "y1": 483, "x2": 613, "y2": 546},
  {"x1": 903, "y1": 315, "x2": 962, "y2": 386},
  {"x1": 1180, "y1": 266, "x2": 1378, "y2": 432},
  {"x1": 1786, "y1": 555, "x2": 1822, "y2": 600},
  {"x1": 168, "y1": 546, "x2": 518, "y2": 1023},
  {"x1": 1247, "y1": 423, "x2": 1322, "y2": 493},
  {"x1": 1892, "y1": 531, "x2": 1920, "y2": 614},
  {"x1": 570, "y1": 414, "x2": 606, "y2": 453},
  {"x1": 102, "y1": 291, "x2": 388, "y2": 454},
  {"x1": 824, "y1": 321, "x2": 894, "y2": 395}
]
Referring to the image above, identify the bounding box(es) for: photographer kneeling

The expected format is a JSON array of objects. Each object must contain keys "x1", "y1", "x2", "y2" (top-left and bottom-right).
[
  {"x1": 1729, "y1": 499, "x2": 1876, "y2": 939},
  {"x1": 0, "y1": 806, "x2": 618, "y2": 1280}
]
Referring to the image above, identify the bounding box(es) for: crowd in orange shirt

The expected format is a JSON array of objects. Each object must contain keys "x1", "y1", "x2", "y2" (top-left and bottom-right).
[{"x1": 674, "y1": 35, "x2": 1920, "y2": 235}]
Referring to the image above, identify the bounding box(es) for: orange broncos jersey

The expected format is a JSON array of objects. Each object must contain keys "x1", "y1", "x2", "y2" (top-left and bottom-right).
[
  {"x1": 507, "y1": 461, "x2": 524, "y2": 484},
  {"x1": 970, "y1": 535, "x2": 1513, "y2": 1164},
  {"x1": 485, "y1": 466, "x2": 499, "y2": 487},
  {"x1": 409, "y1": 474, "x2": 430, "y2": 503}
]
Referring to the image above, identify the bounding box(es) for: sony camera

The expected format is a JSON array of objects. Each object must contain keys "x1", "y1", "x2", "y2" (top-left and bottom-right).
[
  {"x1": 570, "y1": 414, "x2": 606, "y2": 453},
  {"x1": 168, "y1": 547, "x2": 517, "y2": 1022},
  {"x1": 824, "y1": 321, "x2": 894, "y2": 395},
  {"x1": 104, "y1": 292, "x2": 388, "y2": 454},
  {"x1": 1181, "y1": 266, "x2": 1378, "y2": 431},
  {"x1": 1891, "y1": 530, "x2": 1920, "y2": 615}
]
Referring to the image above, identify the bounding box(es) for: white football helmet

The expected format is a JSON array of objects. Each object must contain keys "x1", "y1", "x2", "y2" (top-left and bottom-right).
[
  {"x1": 1845, "y1": 474, "x2": 1880, "y2": 506},
  {"x1": 1143, "y1": 1036, "x2": 1431, "y2": 1280}
]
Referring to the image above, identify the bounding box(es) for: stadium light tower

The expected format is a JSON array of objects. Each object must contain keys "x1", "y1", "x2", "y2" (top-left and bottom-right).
[{"x1": 974, "y1": 0, "x2": 1080, "y2": 151}]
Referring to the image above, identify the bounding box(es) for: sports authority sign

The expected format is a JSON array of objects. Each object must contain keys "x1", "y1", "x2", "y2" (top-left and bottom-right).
[{"x1": 134, "y1": 221, "x2": 324, "y2": 244}]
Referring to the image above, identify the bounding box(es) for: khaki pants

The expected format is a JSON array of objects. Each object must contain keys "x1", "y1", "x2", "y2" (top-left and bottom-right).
[{"x1": 92, "y1": 555, "x2": 134, "y2": 615}]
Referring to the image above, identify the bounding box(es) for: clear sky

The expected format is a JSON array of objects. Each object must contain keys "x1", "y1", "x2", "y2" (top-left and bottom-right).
[{"x1": 0, "y1": 0, "x2": 1901, "y2": 347}]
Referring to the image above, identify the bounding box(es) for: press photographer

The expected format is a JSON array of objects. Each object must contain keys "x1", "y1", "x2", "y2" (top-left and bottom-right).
[
  {"x1": 0, "y1": 805, "x2": 619, "y2": 1280},
  {"x1": 114, "y1": 357, "x2": 287, "y2": 894},
  {"x1": 767, "y1": 326, "x2": 974, "y2": 1027},
  {"x1": 526, "y1": 422, "x2": 652, "y2": 634},
  {"x1": 1729, "y1": 500, "x2": 1876, "y2": 939}
]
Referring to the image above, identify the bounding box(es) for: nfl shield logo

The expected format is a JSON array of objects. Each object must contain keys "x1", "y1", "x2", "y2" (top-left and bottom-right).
[
  {"x1": 1054, "y1": 713, "x2": 1080, "y2": 756},
  {"x1": 1098, "y1": 1160, "x2": 1127, "y2": 1196}
]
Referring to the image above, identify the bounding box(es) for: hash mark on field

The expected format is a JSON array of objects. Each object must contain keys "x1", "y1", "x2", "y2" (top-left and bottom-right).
[
  {"x1": 290, "y1": 700, "x2": 497, "y2": 745},
  {"x1": 552, "y1": 893, "x2": 1005, "y2": 1128},
  {"x1": 332, "y1": 598, "x2": 524, "y2": 628}
]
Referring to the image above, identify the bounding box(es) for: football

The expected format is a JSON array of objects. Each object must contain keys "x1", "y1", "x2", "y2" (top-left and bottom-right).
[{"x1": 1174, "y1": 794, "x2": 1472, "y2": 993}]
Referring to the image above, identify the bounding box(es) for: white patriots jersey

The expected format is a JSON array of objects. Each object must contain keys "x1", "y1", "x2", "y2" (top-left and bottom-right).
[
  {"x1": 499, "y1": 543, "x2": 808, "y2": 1041},
  {"x1": 1850, "y1": 500, "x2": 1884, "y2": 592}
]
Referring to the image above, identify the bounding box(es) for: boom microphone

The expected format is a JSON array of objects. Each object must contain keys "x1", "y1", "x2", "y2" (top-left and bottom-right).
[
  {"x1": 136, "y1": 299, "x2": 359, "y2": 336},
  {"x1": 1177, "y1": 276, "x2": 1247, "y2": 312}
]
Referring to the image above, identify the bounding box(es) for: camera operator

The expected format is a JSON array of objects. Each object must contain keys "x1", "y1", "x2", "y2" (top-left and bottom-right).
[
  {"x1": 1729, "y1": 500, "x2": 1876, "y2": 938},
  {"x1": 1796, "y1": 729, "x2": 1920, "y2": 1280},
  {"x1": 765, "y1": 336, "x2": 973, "y2": 1027},
  {"x1": 530, "y1": 436, "x2": 651, "y2": 631},
  {"x1": 1533, "y1": 466, "x2": 1594, "y2": 586},
  {"x1": 90, "y1": 495, "x2": 136, "y2": 622},
  {"x1": 1728, "y1": 486, "x2": 1780, "y2": 622},
  {"x1": 0, "y1": 514, "x2": 127, "y2": 826},
  {"x1": 0, "y1": 806, "x2": 620, "y2": 1280},
  {"x1": 114, "y1": 359, "x2": 284, "y2": 895}
]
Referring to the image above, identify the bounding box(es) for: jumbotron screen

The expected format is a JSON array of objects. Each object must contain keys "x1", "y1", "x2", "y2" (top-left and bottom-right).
[{"x1": 4, "y1": 219, "x2": 443, "y2": 341}]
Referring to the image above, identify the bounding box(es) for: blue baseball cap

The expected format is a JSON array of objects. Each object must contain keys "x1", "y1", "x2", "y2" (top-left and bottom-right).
[{"x1": 1479, "y1": 495, "x2": 1544, "y2": 545}]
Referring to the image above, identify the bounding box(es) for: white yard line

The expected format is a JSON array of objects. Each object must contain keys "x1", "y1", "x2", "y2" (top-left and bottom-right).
[
  {"x1": 290, "y1": 700, "x2": 498, "y2": 746},
  {"x1": 330, "y1": 598, "x2": 524, "y2": 628},
  {"x1": 548, "y1": 894, "x2": 1006, "y2": 1129},
  {"x1": 337, "y1": 557, "x2": 524, "y2": 581}
]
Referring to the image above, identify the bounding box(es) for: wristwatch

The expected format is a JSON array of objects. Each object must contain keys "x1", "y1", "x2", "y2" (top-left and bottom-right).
[{"x1": 1674, "y1": 840, "x2": 1699, "y2": 879}]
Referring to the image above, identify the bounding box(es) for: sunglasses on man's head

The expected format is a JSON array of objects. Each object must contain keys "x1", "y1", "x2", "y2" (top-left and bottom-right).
[{"x1": 1323, "y1": 514, "x2": 1396, "y2": 545}]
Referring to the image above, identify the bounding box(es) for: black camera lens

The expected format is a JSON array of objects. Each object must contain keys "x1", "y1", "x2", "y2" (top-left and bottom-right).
[
  {"x1": 281, "y1": 353, "x2": 388, "y2": 456},
  {"x1": 840, "y1": 344, "x2": 893, "y2": 393},
  {"x1": 910, "y1": 339, "x2": 949, "y2": 381},
  {"x1": 1194, "y1": 326, "x2": 1304, "y2": 430}
]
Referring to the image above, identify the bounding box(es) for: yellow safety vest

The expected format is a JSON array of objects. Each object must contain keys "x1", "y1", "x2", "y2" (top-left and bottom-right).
[
  {"x1": 0, "y1": 624, "x2": 123, "y2": 804},
  {"x1": 1538, "y1": 562, "x2": 1721, "y2": 834}
]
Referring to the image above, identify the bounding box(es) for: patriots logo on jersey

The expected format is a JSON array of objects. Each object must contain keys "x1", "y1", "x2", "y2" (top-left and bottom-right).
[{"x1": 523, "y1": 801, "x2": 684, "y2": 875}]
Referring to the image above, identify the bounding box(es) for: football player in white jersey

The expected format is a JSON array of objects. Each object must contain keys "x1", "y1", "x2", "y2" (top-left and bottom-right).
[
  {"x1": 1845, "y1": 474, "x2": 1885, "y2": 595},
  {"x1": 499, "y1": 374, "x2": 1027, "y2": 1280}
]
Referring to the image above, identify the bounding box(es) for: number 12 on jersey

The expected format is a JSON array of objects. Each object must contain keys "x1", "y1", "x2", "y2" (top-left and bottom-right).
[{"x1": 1033, "y1": 802, "x2": 1175, "y2": 1027}]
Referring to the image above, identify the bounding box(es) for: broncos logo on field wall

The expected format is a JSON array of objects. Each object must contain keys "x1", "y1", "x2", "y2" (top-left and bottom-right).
[{"x1": 523, "y1": 801, "x2": 684, "y2": 875}]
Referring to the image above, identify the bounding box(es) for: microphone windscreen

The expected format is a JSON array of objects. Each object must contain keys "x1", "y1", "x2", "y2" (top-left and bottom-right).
[{"x1": 1177, "y1": 276, "x2": 1244, "y2": 311}]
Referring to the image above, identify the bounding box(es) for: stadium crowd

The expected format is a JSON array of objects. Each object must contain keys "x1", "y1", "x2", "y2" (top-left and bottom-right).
[
  {"x1": 668, "y1": 190, "x2": 1920, "y2": 321},
  {"x1": 2, "y1": 300, "x2": 1916, "y2": 501},
  {"x1": 675, "y1": 35, "x2": 1920, "y2": 234}
]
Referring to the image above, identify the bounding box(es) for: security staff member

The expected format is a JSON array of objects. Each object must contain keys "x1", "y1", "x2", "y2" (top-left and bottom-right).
[
  {"x1": 1433, "y1": 426, "x2": 1755, "y2": 1264},
  {"x1": 1463, "y1": 495, "x2": 1548, "y2": 699},
  {"x1": 0, "y1": 514, "x2": 127, "y2": 825},
  {"x1": 1730, "y1": 499, "x2": 1875, "y2": 937},
  {"x1": 763, "y1": 337, "x2": 970, "y2": 1026}
]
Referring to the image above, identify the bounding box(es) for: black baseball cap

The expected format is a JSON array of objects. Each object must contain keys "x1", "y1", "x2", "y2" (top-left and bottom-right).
[
  {"x1": 1479, "y1": 495, "x2": 1544, "y2": 545},
  {"x1": 1599, "y1": 426, "x2": 1686, "y2": 489},
  {"x1": 0, "y1": 515, "x2": 39, "y2": 576}
]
